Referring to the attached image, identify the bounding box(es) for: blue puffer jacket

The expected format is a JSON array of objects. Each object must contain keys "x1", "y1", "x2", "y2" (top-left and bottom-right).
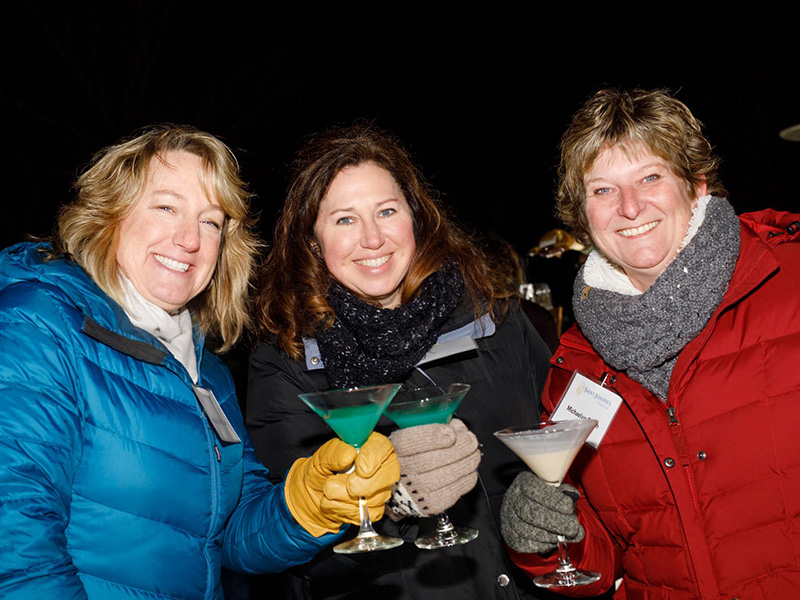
[{"x1": 0, "y1": 243, "x2": 343, "y2": 599}]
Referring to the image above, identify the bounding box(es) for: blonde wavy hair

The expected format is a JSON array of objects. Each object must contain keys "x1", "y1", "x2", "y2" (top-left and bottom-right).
[
  {"x1": 51, "y1": 124, "x2": 260, "y2": 352},
  {"x1": 557, "y1": 88, "x2": 727, "y2": 245}
]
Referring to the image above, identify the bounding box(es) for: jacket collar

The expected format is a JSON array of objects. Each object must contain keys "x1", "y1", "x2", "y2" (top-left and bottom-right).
[
  {"x1": 667, "y1": 217, "x2": 780, "y2": 396},
  {"x1": 0, "y1": 242, "x2": 203, "y2": 374},
  {"x1": 556, "y1": 212, "x2": 785, "y2": 378},
  {"x1": 303, "y1": 310, "x2": 495, "y2": 371},
  {"x1": 83, "y1": 316, "x2": 168, "y2": 364}
]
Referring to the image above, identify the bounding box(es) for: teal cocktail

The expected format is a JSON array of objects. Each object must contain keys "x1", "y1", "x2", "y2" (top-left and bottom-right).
[
  {"x1": 384, "y1": 399, "x2": 459, "y2": 429},
  {"x1": 321, "y1": 404, "x2": 387, "y2": 447},
  {"x1": 299, "y1": 383, "x2": 403, "y2": 554}
]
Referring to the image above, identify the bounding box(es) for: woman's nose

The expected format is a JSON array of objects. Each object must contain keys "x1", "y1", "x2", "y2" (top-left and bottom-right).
[
  {"x1": 174, "y1": 220, "x2": 201, "y2": 252},
  {"x1": 360, "y1": 218, "x2": 385, "y2": 249},
  {"x1": 618, "y1": 186, "x2": 644, "y2": 219}
]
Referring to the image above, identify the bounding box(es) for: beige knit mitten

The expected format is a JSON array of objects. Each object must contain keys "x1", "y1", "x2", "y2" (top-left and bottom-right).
[{"x1": 386, "y1": 418, "x2": 480, "y2": 519}]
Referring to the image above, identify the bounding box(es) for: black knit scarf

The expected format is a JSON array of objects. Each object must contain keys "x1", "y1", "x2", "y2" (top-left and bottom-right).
[
  {"x1": 315, "y1": 267, "x2": 464, "y2": 389},
  {"x1": 573, "y1": 197, "x2": 741, "y2": 401}
]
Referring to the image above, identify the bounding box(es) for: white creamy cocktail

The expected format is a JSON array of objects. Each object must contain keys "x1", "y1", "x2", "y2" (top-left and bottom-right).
[{"x1": 494, "y1": 419, "x2": 600, "y2": 588}]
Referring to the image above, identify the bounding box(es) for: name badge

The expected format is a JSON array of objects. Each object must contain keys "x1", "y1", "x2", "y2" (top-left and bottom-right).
[
  {"x1": 550, "y1": 372, "x2": 622, "y2": 449},
  {"x1": 194, "y1": 385, "x2": 241, "y2": 444}
]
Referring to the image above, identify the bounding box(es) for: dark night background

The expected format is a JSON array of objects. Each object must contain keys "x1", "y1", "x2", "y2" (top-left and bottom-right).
[
  {"x1": 3, "y1": 2, "x2": 799, "y2": 259},
  {"x1": 2, "y1": 4, "x2": 798, "y2": 596}
]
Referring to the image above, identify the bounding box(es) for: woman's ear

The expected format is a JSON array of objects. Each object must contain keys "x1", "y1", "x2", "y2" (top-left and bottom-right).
[{"x1": 694, "y1": 176, "x2": 708, "y2": 198}]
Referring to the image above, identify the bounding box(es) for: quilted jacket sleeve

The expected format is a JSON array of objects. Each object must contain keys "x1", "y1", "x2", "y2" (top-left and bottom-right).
[
  {"x1": 219, "y1": 363, "x2": 346, "y2": 573},
  {"x1": 0, "y1": 283, "x2": 89, "y2": 599}
]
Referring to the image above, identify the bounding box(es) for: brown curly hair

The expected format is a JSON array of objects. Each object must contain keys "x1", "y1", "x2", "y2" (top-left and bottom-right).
[{"x1": 252, "y1": 124, "x2": 511, "y2": 360}]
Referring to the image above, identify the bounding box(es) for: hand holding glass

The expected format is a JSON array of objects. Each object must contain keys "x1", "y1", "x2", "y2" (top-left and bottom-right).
[
  {"x1": 299, "y1": 383, "x2": 403, "y2": 554},
  {"x1": 384, "y1": 383, "x2": 478, "y2": 549},
  {"x1": 494, "y1": 419, "x2": 600, "y2": 588}
]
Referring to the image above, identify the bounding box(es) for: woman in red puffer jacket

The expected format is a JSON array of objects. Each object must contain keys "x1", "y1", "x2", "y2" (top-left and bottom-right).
[{"x1": 501, "y1": 88, "x2": 800, "y2": 599}]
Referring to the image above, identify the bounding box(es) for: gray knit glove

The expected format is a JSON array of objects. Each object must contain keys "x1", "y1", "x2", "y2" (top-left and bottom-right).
[
  {"x1": 501, "y1": 471, "x2": 585, "y2": 554},
  {"x1": 386, "y1": 418, "x2": 480, "y2": 519}
]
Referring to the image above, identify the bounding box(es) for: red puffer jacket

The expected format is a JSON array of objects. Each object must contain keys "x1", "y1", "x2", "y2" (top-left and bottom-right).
[{"x1": 511, "y1": 210, "x2": 800, "y2": 599}]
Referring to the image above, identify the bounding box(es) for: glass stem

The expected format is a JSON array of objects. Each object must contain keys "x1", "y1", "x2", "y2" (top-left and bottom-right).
[
  {"x1": 356, "y1": 496, "x2": 379, "y2": 539},
  {"x1": 436, "y1": 512, "x2": 455, "y2": 534},
  {"x1": 555, "y1": 535, "x2": 577, "y2": 574}
]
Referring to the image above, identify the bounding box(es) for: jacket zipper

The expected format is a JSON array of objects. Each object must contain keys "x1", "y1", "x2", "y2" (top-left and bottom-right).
[
  {"x1": 666, "y1": 406, "x2": 702, "y2": 514},
  {"x1": 200, "y1": 410, "x2": 222, "y2": 599}
]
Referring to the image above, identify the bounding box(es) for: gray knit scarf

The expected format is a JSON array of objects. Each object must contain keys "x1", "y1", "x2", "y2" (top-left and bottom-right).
[
  {"x1": 315, "y1": 266, "x2": 464, "y2": 389},
  {"x1": 573, "y1": 197, "x2": 740, "y2": 400}
]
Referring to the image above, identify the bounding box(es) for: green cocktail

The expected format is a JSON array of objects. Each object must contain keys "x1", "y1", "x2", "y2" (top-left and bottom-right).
[
  {"x1": 299, "y1": 383, "x2": 403, "y2": 554},
  {"x1": 321, "y1": 404, "x2": 386, "y2": 447},
  {"x1": 383, "y1": 400, "x2": 459, "y2": 428},
  {"x1": 384, "y1": 383, "x2": 478, "y2": 550}
]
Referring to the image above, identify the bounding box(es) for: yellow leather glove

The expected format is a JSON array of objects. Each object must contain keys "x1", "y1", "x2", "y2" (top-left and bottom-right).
[
  {"x1": 285, "y1": 432, "x2": 400, "y2": 537},
  {"x1": 285, "y1": 437, "x2": 356, "y2": 537},
  {"x1": 321, "y1": 432, "x2": 400, "y2": 524}
]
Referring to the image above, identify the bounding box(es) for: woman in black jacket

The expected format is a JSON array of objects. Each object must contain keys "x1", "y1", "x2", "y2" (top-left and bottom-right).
[{"x1": 246, "y1": 124, "x2": 554, "y2": 599}]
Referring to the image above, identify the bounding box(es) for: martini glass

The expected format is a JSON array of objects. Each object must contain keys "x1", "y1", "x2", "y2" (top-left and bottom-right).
[
  {"x1": 299, "y1": 383, "x2": 404, "y2": 554},
  {"x1": 494, "y1": 419, "x2": 600, "y2": 588},
  {"x1": 384, "y1": 383, "x2": 479, "y2": 550}
]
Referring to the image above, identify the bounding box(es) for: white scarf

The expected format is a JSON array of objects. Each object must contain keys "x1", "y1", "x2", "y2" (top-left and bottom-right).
[{"x1": 119, "y1": 275, "x2": 198, "y2": 383}]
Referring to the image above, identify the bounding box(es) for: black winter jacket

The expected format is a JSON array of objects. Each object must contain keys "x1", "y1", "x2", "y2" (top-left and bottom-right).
[{"x1": 245, "y1": 300, "x2": 560, "y2": 600}]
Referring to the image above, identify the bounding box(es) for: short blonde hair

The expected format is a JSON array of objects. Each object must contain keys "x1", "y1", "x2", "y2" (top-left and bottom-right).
[
  {"x1": 54, "y1": 124, "x2": 260, "y2": 351},
  {"x1": 557, "y1": 88, "x2": 727, "y2": 245}
]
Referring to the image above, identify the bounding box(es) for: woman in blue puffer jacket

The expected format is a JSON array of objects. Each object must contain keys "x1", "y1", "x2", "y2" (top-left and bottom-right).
[{"x1": 0, "y1": 125, "x2": 400, "y2": 600}]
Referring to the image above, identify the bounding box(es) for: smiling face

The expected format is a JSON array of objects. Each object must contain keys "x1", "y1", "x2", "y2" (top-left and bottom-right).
[
  {"x1": 583, "y1": 142, "x2": 707, "y2": 292},
  {"x1": 115, "y1": 151, "x2": 226, "y2": 312},
  {"x1": 313, "y1": 162, "x2": 416, "y2": 308}
]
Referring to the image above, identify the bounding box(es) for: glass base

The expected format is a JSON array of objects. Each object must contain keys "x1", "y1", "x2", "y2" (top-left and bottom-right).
[
  {"x1": 415, "y1": 526, "x2": 479, "y2": 550},
  {"x1": 333, "y1": 533, "x2": 404, "y2": 554},
  {"x1": 533, "y1": 568, "x2": 601, "y2": 588}
]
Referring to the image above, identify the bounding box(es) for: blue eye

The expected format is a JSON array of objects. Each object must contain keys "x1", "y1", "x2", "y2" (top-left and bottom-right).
[
  {"x1": 379, "y1": 208, "x2": 396, "y2": 218},
  {"x1": 643, "y1": 174, "x2": 660, "y2": 183},
  {"x1": 336, "y1": 216, "x2": 353, "y2": 225}
]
